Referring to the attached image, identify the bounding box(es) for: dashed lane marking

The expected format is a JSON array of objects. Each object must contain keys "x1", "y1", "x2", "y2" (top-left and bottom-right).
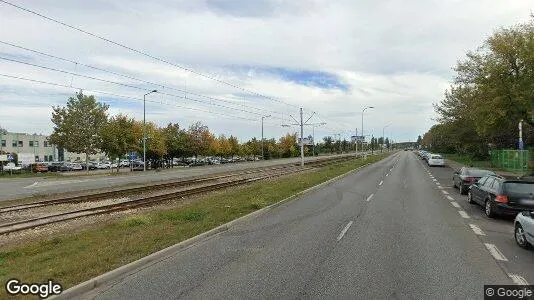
[
  {"x1": 366, "y1": 194, "x2": 374, "y2": 202},
  {"x1": 451, "y1": 201, "x2": 460, "y2": 208},
  {"x1": 509, "y1": 274, "x2": 529, "y2": 285},
  {"x1": 458, "y1": 211, "x2": 470, "y2": 218},
  {"x1": 337, "y1": 221, "x2": 353, "y2": 241},
  {"x1": 484, "y1": 243, "x2": 508, "y2": 261},
  {"x1": 446, "y1": 195, "x2": 454, "y2": 201},
  {"x1": 469, "y1": 224, "x2": 486, "y2": 236}
]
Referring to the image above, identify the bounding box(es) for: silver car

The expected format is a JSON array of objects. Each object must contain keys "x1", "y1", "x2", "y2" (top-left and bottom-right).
[{"x1": 514, "y1": 211, "x2": 534, "y2": 249}]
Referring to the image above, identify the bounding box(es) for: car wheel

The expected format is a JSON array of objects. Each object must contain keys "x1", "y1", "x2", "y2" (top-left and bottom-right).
[
  {"x1": 515, "y1": 223, "x2": 531, "y2": 249},
  {"x1": 485, "y1": 199, "x2": 495, "y2": 218},
  {"x1": 467, "y1": 191, "x2": 475, "y2": 204}
]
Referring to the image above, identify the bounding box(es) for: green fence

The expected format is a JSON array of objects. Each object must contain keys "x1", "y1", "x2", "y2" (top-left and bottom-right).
[{"x1": 490, "y1": 150, "x2": 533, "y2": 175}]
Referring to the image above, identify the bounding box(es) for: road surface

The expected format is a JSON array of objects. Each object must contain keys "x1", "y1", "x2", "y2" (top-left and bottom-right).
[
  {"x1": 76, "y1": 151, "x2": 532, "y2": 299},
  {"x1": 0, "y1": 153, "x2": 365, "y2": 202}
]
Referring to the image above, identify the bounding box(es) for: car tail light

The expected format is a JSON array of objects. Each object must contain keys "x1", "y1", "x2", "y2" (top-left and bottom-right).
[
  {"x1": 465, "y1": 177, "x2": 476, "y2": 183},
  {"x1": 495, "y1": 195, "x2": 508, "y2": 204}
]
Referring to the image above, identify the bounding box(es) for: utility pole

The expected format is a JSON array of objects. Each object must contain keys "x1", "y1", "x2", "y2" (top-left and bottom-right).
[
  {"x1": 261, "y1": 115, "x2": 271, "y2": 160},
  {"x1": 282, "y1": 108, "x2": 316, "y2": 167},
  {"x1": 361, "y1": 106, "x2": 374, "y2": 153},
  {"x1": 143, "y1": 90, "x2": 157, "y2": 171}
]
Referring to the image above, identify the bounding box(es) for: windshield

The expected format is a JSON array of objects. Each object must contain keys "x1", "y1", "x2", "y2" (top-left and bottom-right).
[
  {"x1": 503, "y1": 182, "x2": 534, "y2": 194},
  {"x1": 431, "y1": 155, "x2": 442, "y2": 159}
]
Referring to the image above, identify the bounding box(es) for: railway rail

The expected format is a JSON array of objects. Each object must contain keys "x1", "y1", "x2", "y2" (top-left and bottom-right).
[{"x1": 0, "y1": 154, "x2": 364, "y2": 235}]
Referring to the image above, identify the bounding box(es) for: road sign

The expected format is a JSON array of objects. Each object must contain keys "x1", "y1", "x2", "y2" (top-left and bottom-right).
[
  {"x1": 7, "y1": 153, "x2": 13, "y2": 161},
  {"x1": 351, "y1": 136, "x2": 365, "y2": 142},
  {"x1": 128, "y1": 152, "x2": 138, "y2": 160},
  {"x1": 298, "y1": 137, "x2": 313, "y2": 146}
]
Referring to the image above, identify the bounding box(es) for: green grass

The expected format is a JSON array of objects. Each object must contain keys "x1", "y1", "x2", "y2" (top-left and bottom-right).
[
  {"x1": 0, "y1": 153, "x2": 390, "y2": 299},
  {"x1": 444, "y1": 153, "x2": 492, "y2": 169}
]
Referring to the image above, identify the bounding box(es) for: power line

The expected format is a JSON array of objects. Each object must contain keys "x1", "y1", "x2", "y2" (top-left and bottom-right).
[
  {"x1": 0, "y1": 73, "x2": 290, "y2": 126},
  {"x1": 0, "y1": 40, "x2": 288, "y2": 118},
  {"x1": 0, "y1": 0, "x2": 299, "y2": 109},
  {"x1": 0, "y1": 56, "x2": 289, "y2": 121}
]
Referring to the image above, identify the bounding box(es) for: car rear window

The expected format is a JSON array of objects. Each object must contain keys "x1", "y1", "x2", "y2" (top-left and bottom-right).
[
  {"x1": 431, "y1": 155, "x2": 442, "y2": 159},
  {"x1": 503, "y1": 182, "x2": 534, "y2": 194},
  {"x1": 467, "y1": 170, "x2": 494, "y2": 177}
]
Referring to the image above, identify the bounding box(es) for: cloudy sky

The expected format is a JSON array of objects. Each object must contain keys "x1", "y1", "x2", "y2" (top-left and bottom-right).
[{"x1": 0, "y1": 0, "x2": 531, "y2": 143}]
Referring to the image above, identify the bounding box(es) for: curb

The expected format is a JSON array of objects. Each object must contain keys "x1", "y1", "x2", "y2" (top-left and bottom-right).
[{"x1": 53, "y1": 157, "x2": 382, "y2": 299}]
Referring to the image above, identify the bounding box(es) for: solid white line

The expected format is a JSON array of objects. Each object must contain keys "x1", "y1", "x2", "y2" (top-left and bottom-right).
[
  {"x1": 337, "y1": 221, "x2": 353, "y2": 241},
  {"x1": 451, "y1": 201, "x2": 460, "y2": 208},
  {"x1": 469, "y1": 224, "x2": 486, "y2": 236},
  {"x1": 458, "y1": 211, "x2": 470, "y2": 218},
  {"x1": 386, "y1": 173, "x2": 389, "y2": 177},
  {"x1": 432, "y1": 179, "x2": 437, "y2": 182},
  {"x1": 509, "y1": 274, "x2": 529, "y2": 285},
  {"x1": 484, "y1": 243, "x2": 508, "y2": 261},
  {"x1": 441, "y1": 190, "x2": 449, "y2": 195},
  {"x1": 446, "y1": 195, "x2": 454, "y2": 201},
  {"x1": 366, "y1": 194, "x2": 374, "y2": 202},
  {"x1": 436, "y1": 182, "x2": 441, "y2": 185},
  {"x1": 438, "y1": 186, "x2": 443, "y2": 189},
  {"x1": 379, "y1": 180, "x2": 383, "y2": 186}
]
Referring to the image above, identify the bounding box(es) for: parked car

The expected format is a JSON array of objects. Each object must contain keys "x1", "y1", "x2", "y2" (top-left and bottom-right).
[
  {"x1": 95, "y1": 162, "x2": 111, "y2": 169},
  {"x1": 453, "y1": 167, "x2": 495, "y2": 194},
  {"x1": 131, "y1": 161, "x2": 145, "y2": 171},
  {"x1": 69, "y1": 163, "x2": 83, "y2": 171},
  {"x1": 467, "y1": 174, "x2": 534, "y2": 218},
  {"x1": 31, "y1": 163, "x2": 49, "y2": 173},
  {"x1": 514, "y1": 211, "x2": 534, "y2": 249},
  {"x1": 3, "y1": 162, "x2": 22, "y2": 172},
  {"x1": 119, "y1": 160, "x2": 130, "y2": 168},
  {"x1": 47, "y1": 162, "x2": 71, "y2": 172},
  {"x1": 427, "y1": 154, "x2": 445, "y2": 167},
  {"x1": 81, "y1": 162, "x2": 97, "y2": 170}
]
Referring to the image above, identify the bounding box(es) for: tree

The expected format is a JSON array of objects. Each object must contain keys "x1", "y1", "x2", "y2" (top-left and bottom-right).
[
  {"x1": 49, "y1": 91, "x2": 108, "y2": 171},
  {"x1": 145, "y1": 122, "x2": 167, "y2": 168},
  {"x1": 323, "y1": 136, "x2": 334, "y2": 153},
  {"x1": 188, "y1": 122, "x2": 213, "y2": 158},
  {"x1": 0, "y1": 126, "x2": 6, "y2": 135},
  {"x1": 100, "y1": 114, "x2": 139, "y2": 172},
  {"x1": 416, "y1": 135, "x2": 423, "y2": 146},
  {"x1": 278, "y1": 133, "x2": 298, "y2": 158},
  {"x1": 228, "y1": 135, "x2": 240, "y2": 158}
]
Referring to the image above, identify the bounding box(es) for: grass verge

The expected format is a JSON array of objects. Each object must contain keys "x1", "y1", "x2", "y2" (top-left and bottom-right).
[{"x1": 0, "y1": 153, "x2": 390, "y2": 298}]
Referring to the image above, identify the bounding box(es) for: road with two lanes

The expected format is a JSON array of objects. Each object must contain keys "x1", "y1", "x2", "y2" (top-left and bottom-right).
[{"x1": 78, "y1": 151, "x2": 531, "y2": 299}]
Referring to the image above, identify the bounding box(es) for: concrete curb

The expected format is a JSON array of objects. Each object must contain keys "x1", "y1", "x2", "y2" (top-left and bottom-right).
[{"x1": 53, "y1": 156, "x2": 385, "y2": 299}]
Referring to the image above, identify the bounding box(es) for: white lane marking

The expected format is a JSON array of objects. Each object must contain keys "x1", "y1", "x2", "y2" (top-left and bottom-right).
[
  {"x1": 438, "y1": 186, "x2": 443, "y2": 190},
  {"x1": 484, "y1": 243, "x2": 508, "y2": 261},
  {"x1": 441, "y1": 190, "x2": 449, "y2": 195},
  {"x1": 451, "y1": 201, "x2": 460, "y2": 208},
  {"x1": 436, "y1": 182, "x2": 441, "y2": 185},
  {"x1": 458, "y1": 211, "x2": 470, "y2": 218},
  {"x1": 337, "y1": 221, "x2": 353, "y2": 241},
  {"x1": 446, "y1": 195, "x2": 454, "y2": 201},
  {"x1": 23, "y1": 181, "x2": 39, "y2": 188},
  {"x1": 386, "y1": 173, "x2": 389, "y2": 177},
  {"x1": 432, "y1": 179, "x2": 437, "y2": 182},
  {"x1": 509, "y1": 274, "x2": 529, "y2": 285},
  {"x1": 379, "y1": 180, "x2": 383, "y2": 186},
  {"x1": 469, "y1": 224, "x2": 486, "y2": 236},
  {"x1": 366, "y1": 194, "x2": 374, "y2": 202}
]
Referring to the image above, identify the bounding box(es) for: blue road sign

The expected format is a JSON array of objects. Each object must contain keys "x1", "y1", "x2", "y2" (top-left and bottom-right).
[{"x1": 7, "y1": 153, "x2": 13, "y2": 161}]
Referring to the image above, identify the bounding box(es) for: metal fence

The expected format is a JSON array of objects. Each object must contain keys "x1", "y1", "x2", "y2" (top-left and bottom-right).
[{"x1": 490, "y1": 150, "x2": 533, "y2": 175}]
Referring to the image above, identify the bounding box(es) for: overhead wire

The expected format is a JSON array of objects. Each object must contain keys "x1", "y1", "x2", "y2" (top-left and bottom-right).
[
  {"x1": 0, "y1": 0, "x2": 300, "y2": 109},
  {"x1": 0, "y1": 40, "x2": 288, "y2": 118}
]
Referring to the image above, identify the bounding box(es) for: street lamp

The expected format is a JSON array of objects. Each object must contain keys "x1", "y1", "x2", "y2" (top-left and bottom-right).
[
  {"x1": 261, "y1": 115, "x2": 271, "y2": 159},
  {"x1": 143, "y1": 89, "x2": 157, "y2": 171},
  {"x1": 361, "y1": 106, "x2": 374, "y2": 152},
  {"x1": 382, "y1": 123, "x2": 392, "y2": 152}
]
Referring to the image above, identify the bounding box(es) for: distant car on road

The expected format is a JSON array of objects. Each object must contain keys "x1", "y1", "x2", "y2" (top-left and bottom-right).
[
  {"x1": 427, "y1": 154, "x2": 445, "y2": 167},
  {"x1": 467, "y1": 174, "x2": 534, "y2": 218},
  {"x1": 514, "y1": 211, "x2": 534, "y2": 249},
  {"x1": 453, "y1": 167, "x2": 495, "y2": 194}
]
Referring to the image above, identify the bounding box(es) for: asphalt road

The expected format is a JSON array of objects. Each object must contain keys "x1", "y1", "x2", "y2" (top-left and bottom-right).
[
  {"x1": 0, "y1": 153, "x2": 364, "y2": 202},
  {"x1": 79, "y1": 151, "x2": 529, "y2": 300}
]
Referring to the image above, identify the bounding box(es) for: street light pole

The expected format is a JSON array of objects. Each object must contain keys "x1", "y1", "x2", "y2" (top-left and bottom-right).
[
  {"x1": 361, "y1": 106, "x2": 374, "y2": 153},
  {"x1": 261, "y1": 115, "x2": 271, "y2": 160},
  {"x1": 282, "y1": 108, "x2": 316, "y2": 167},
  {"x1": 382, "y1": 123, "x2": 392, "y2": 153},
  {"x1": 143, "y1": 90, "x2": 157, "y2": 171}
]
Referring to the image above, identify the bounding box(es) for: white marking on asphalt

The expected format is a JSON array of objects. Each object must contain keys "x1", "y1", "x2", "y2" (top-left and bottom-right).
[
  {"x1": 484, "y1": 243, "x2": 508, "y2": 261},
  {"x1": 24, "y1": 181, "x2": 39, "y2": 188},
  {"x1": 432, "y1": 179, "x2": 437, "y2": 182},
  {"x1": 469, "y1": 224, "x2": 486, "y2": 236},
  {"x1": 458, "y1": 211, "x2": 470, "y2": 218},
  {"x1": 386, "y1": 173, "x2": 389, "y2": 177},
  {"x1": 446, "y1": 195, "x2": 454, "y2": 201},
  {"x1": 451, "y1": 201, "x2": 460, "y2": 208},
  {"x1": 366, "y1": 193, "x2": 374, "y2": 202},
  {"x1": 438, "y1": 186, "x2": 443, "y2": 189},
  {"x1": 379, "y1": 180, "x2": 383, "y2": 186},
  {"x1": 441, "y1": 190, "x2": 449, "y2": 195},
  {"x1": 337, "y1": 221, "x2": 353, "y2": 241},
  {"x1": 509, "y1": 274, "x2": 529, "y2": 285},
  {"x1": 436, "y1": 182, "x2": 441, "y2": 185}
]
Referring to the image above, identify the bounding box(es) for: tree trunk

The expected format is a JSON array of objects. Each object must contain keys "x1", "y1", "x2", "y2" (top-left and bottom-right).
[{"x1": 85, "y1": 152, "x2": 89, "y2": 174}]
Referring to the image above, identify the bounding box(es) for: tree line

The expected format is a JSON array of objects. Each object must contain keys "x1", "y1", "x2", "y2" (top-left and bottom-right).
[
  {"x1": 423, "y1": 18, "x2": 534, "y2": 158},
  {"x1": 49, "y1": 91, "x2": 374, "y2": 169}
]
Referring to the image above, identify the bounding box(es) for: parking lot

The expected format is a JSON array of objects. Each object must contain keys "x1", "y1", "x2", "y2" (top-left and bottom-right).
[{"x1": 419, "y1": 154, "x2": 534, "y2": 285}]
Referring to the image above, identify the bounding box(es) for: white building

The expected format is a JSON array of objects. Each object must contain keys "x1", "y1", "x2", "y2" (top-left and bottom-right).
[{"x1": 0, "y1": 132, "x2": 106, "y2": 163}]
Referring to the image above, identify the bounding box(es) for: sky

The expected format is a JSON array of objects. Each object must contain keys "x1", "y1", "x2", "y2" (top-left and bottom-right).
[{"x1": 0, "y1": 0, "x2": 532, "y2": 143}]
